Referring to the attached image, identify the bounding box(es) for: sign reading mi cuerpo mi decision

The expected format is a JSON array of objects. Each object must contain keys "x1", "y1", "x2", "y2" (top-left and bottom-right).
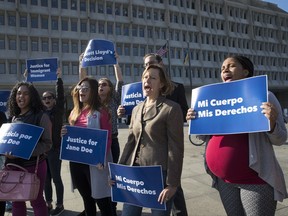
[
  {"x1": 82, "y1": 39, "x2": 116, "y2": 67},
  {"x1": 189, "y1": 75, "x2": 269, "y2": 135}
]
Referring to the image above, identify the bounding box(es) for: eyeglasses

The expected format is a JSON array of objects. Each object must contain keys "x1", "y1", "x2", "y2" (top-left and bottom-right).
[
  {"x1": 42, "y1": 96, "x2": 53, "y2": 100},
  {"x1": 143, "y1": 61, "x2": 158, "y2": 68},
  {"x1": 76, "y1": 85, "x2": 90, "y2": 92},
  {"x1": 99, "y1": 83, "x2": 108, "y2": 87}
]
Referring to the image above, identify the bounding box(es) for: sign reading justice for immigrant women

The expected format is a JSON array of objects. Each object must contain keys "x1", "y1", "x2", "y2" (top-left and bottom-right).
[
  {"x1": 109, "y1": 163, "x2": 165, "y2": 210},
  {"x1": 26, "y1": 57, "x2": 58, "y2": 82},
  {"x1": 189, "y1": 75, "x2": 269, "y2": 135}
]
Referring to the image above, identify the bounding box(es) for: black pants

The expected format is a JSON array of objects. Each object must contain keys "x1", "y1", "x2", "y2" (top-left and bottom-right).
[
  {"x1": 70, "y1": 162, "x2": 96, "y2": 216},
  {"x1": 174, "y1": 185, "x2": 188, "y2": 216},
  {"x1": 70, "y1": 162, "x2": 114, "y2": 216}
]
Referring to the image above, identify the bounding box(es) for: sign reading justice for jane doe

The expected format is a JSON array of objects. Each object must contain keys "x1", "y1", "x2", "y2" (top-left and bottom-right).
[{"x1": 60, "y1": 126, "x2": 108, "y2": 166}]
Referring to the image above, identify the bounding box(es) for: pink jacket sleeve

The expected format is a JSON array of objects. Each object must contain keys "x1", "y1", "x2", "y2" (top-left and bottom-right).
[{"x1": 100, "y1": 109, "x2": 112, "y2": 153}]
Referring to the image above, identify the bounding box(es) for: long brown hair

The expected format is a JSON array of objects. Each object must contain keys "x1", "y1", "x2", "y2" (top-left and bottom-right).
[{"x1": 69, "y1": 77, "x2": 101, "y2": 125}]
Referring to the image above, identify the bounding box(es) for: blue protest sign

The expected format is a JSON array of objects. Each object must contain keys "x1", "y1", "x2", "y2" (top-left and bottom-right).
[
  {"x1": 82, "y1": 39, "x2": 116, "y2": 67},
  {"x1": 121, "y1": 82, "x2": 145, "y2": 115},
  {"x1": 109, "y1": 163, "x2": 165, "y2": 210},
  {"x1": 0, "y1": 123, "x2": 44, "y2": 159},
  {"x1": 26, "y1": 57, "x2": 58, "y2": 82},
  {"x1": 189, "y1": 75, "x2": 269, "y2": 135},
  {"x1": 0, "y1": 90, "x2": 10, "y2": 112},
  {"x1": 60, "y1": 126, "x2": 108, "y2": 165}
]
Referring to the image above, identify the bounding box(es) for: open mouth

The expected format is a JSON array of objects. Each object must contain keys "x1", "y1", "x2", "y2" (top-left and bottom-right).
[
  {"x1": 223, "y1": 76, "x2": 232, "y2": 82},
  {"x1": 144, "y1": 85, "x2": 151, "y2": 92}
]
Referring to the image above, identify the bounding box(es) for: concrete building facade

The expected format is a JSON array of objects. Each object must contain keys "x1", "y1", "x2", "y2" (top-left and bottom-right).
[{"x1": 0, "y1": 0, "x2": 287, "y2": 112}]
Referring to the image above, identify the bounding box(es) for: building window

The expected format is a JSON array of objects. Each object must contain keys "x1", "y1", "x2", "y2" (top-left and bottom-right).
[
  {"x1": 71, "y1": 41, "x2": 78, "y2": 53},
  {"x1": 20, "y1": 38, "x2": 27, "y2": 51},
  {"x1": 8, "y1": 14, "x2": 16, "y2": 26},
  {"x1": 106, "y1": 3, "x2": 112, "y2": 14},
  {"x1": 0, "y1": 38, "x2": 4, "y2": 49},
  {"x1": 41, "y1": 0, "x2": 48, "y2": 7},
  {"x1": 51, "y1": 0, "x2": 57, "y2": 8},
  {"x1": 41, "y1": 39, "x2": 48, "y2": 52},
  {"x1": 51, "y1": 17, "x2": 58, "y2": 30},
  {"x1": 0, "y1": 14, "x2": 4, "y2": 25},
  {"x1": 132, "y1": 25, "x2": 137, "y2": 37},
  {"x1": 31, "y1": 15, "x2": 38, "y2": 28},
  {"x1": 115, "y1": 4, "x2": 120, "y2": 15},
  {"x1": 90, "y1": 21, "x2": 96, "y2": 33},
  {"x1": 70, "y1": 63, "x2": 77, "y2": 75},
  {"x1": 62, "y1": 41, "x2": 69, "y2": 53},
  {"x1": 116, "y1": 23, "x2": 121, "y2": 35},
  {"x1": 31, "y1": 39, "x2": 38, "y2": 51},
  {"x1": 52, "y1": 40, "x2": 59, "y2": 52},
  {"x1": 124, "y1": 45, "x2": 130, "y2": 56},
  {"x1": 41, "y1": 16, "x2": 48, "y2": 29},
  {"x1": 107, "y1": 23, "x2": 113, "y2": 34},
  {"x1": 90, "y1": 2, "x2": 95, "y2": 12},
  {"x1": 20, "y1": 0, "x2": 27, "y2": 4},
  {"x1": 0, "y1": 62, "x2": 5, "y2": 74},
  {"x1": 61, "y1": 0, "x2": 67, "y2": 9},
  {"x1": 20, "y1": 15, "x2": 27, "y2": 27},
  {"x1": 123, "y1": 25, "x2": 129, "y2": 36},
  {"x1": 123, "y1": 6, "x2": 128, "y2": 16},
  {"x1": 98, "y1": 2, "x2": 104, "y2": 13},
  {"x1": 31, "y1": 0, "x2": 38, "y2": 5},
  {"x1": 9, "y1": 38, "x2": 16, "y2": 50},
  {"x1": 62, "y1": 19, "x2": 68, "y2": 31},
  {"x1": 99, "y1": 22, "x2": 104, "y2": 34},
  {"x1": 80, "y1": 0, "x2": 86, "y2": 11},
  {"x1": 80, "y1": 21, "x2": 87, "y2": 32},
  {"x1": 9, "y1": 62, "x2": 17, "y2": 74},
  {"x1": 62, "y1": 62, "x2": 69, "y2": 75},
  {"x1": 71, "y1": 0, "x2": 77, "y2": 10},
  {"x1": 71, "y1": 19, "x2": 77, "y2": 32},
  {"x1": 100, "y1": 66, "x2": 106, "y2": 75},
  {"x1": 125, "y1": 64, "x2": 131, "y2": 76}
]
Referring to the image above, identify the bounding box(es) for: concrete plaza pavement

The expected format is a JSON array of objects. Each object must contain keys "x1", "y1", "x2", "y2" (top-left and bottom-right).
[{"x1": 5, "y1": 125, "x2": 288, "y2": 216}]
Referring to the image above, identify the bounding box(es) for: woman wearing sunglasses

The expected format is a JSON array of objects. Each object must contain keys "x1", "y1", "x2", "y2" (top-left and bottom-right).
[{"x1": 61, "y1": 77, "x2": 113, "y2": 216}]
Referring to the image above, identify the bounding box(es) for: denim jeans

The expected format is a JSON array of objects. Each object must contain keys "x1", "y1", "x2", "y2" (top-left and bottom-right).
[
  {"x1": 121, "y1": 171, "x2": 174, "y2": 216},
  {"x1": 45, "y1": 149, "x2": 64, "y2": 206}
]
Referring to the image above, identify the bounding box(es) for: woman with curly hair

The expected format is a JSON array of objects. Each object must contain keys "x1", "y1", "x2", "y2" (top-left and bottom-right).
[{"x1": 6, "y1": 82, "x2": 52, "y2": 216}]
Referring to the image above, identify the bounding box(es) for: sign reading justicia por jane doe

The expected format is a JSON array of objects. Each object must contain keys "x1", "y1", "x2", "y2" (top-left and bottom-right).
[{"x1": 189, "y1": 75, "x2": 269, "y2": 135}]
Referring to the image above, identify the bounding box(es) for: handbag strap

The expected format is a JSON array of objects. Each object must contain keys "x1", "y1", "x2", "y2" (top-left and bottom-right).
[{"x1": 34, "y1": 156, "x2": 39, "y2": 175}]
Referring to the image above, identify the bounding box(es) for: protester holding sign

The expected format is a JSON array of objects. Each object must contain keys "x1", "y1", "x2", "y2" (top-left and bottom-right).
[
  {"x1": 79, "y1": 52, "x2": 123, "y2": 164},
  {"x1": 61, "y1": 77, "x2": 113, "y2": 216},
  {"x1": 117, "y1": 53, "x2": 188, "y2": 216},
  {"x1": 42, "y1": 68, "x2": 65, "y2": 216},
  {"x1": 6, "y1": 82, "x2": 52, "y2": 216},
  {"x1": 79, "y1": 52, "x2": 123, "y2": 216},
  {"x1": 186, "y1": 55, "x2": 287, "y2": 216},
  {"x1": 118, "y1": 64, "x2": 184, "y2": 215}
]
